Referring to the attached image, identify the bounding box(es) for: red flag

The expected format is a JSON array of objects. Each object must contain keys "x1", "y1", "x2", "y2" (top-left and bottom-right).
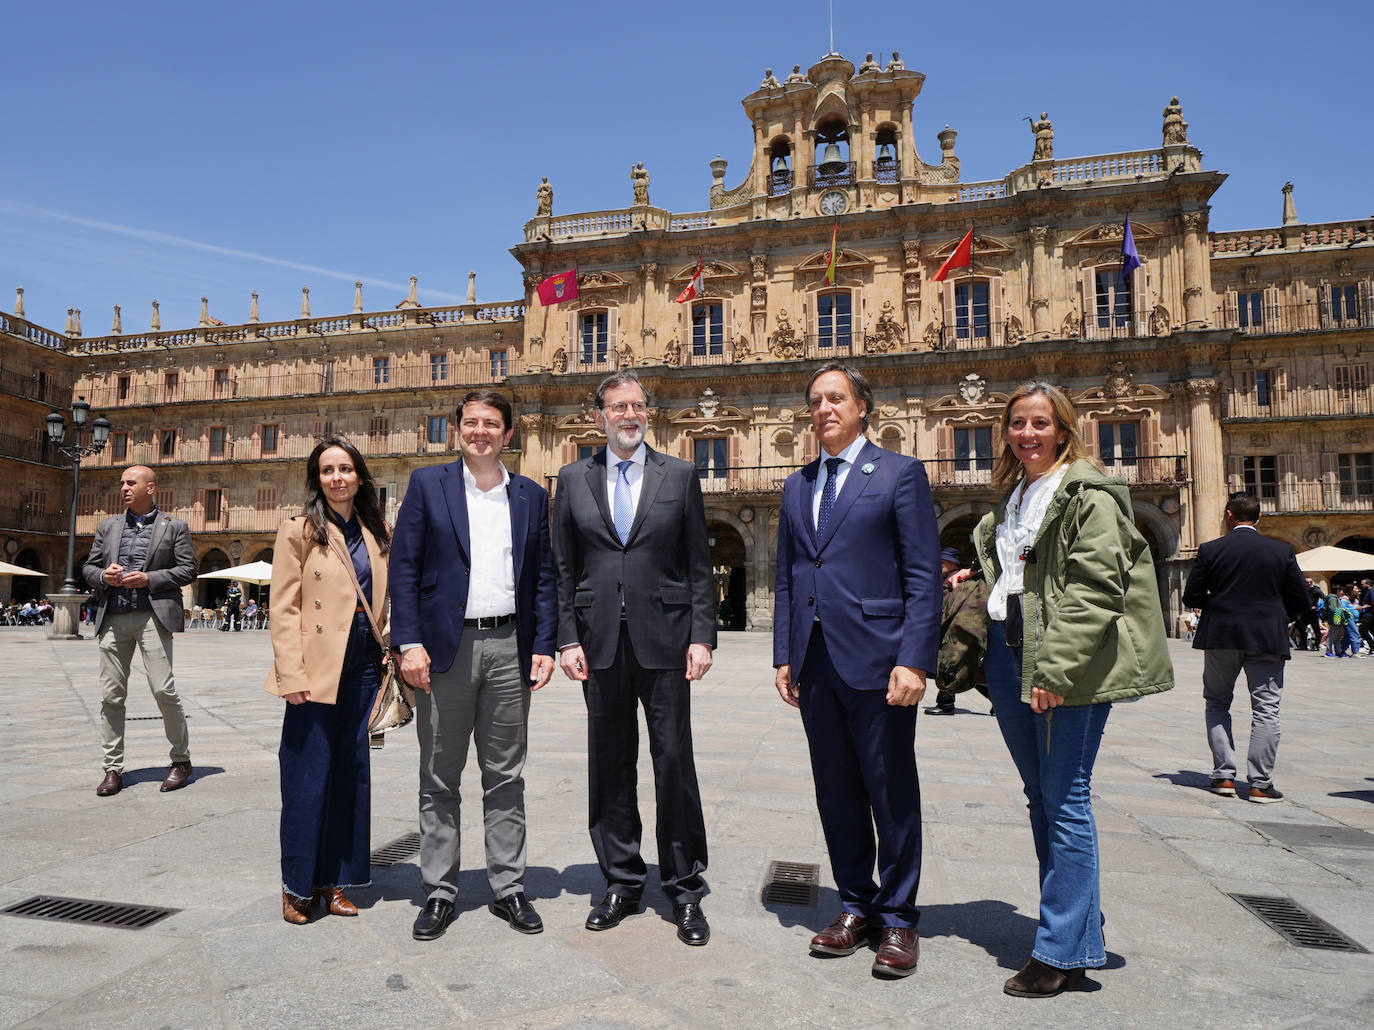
[
  {"x1": 823, "y1": 221, "x2": 838, "y2": 285},
  {"x1": 675, "y1": 258, "x2": 704, "y2": 303},
  {"x1": 930, "y1": 228, "x2": 973, "y2": 282},
  {"x1": 536, "y1": 269, "x2": 579, "y2": 306}
]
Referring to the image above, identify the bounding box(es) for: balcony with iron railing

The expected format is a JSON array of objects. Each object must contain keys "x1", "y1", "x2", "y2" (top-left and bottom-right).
[
  {"x1": 927, "y1": 454, "x2": 1189, "y2": 491},
  {"x1": 1224, "y1": 384, "x2": 1374, "y2": 421},
  {"x1": 808, "y1": 161, "x2": 856, "y2": 190},
  {"x1": 0, "y1": 432, "x2": 63, "y2": 467},
  {"x1": 0, "y1": 504, "x2": 66, "y2": 535},
  {"x1": 0, "y1": 367, "x2": 71, "y2": 407},
  {"x1": 1255, "y1": 482, "x2": 1374, "y2": 517},
  {"x1": 1214, "y1": 302, "x2": 1374, "y2": 337}
]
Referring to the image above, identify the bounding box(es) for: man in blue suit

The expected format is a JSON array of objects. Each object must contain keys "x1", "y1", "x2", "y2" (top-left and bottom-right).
[
  {"x1": 774, "y1": 362, "x2": 942, "y2": 978},
  {"x1": 389, "y1": 390, "x2": 557, "y2": 941}
]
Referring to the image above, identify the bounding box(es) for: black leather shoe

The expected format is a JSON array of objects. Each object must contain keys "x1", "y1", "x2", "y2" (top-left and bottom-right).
[
  {"x1": 585, "y1": 890, "x2": 639, "y2": 931},
  {"x1": 923, "y1": 705, "x2": 955, "y2": 715},
  {"x1": 491, "y1": 891, "x2": 544, "y2": 934},
  {"x1": 1003, "y1": 957, "x2": 1084, "y2": 997},
  {"x1": 673, "y1": 902, "x2": 710, "y2": 946},
  {"x1": 412, "y1": 898, "x2": 455, "y2": 941}
]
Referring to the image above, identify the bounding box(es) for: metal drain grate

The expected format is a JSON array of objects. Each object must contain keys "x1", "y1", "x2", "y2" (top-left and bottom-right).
[
  {"x1": 762, "y1": 860, "x2": 820, "y2": 907},
  {"x1": 1, "y1": 895, "x2": 178, "y2": 930},
  {"x1": 370, "y1": 831, "x2": 422, "y2": 867},
  {"x1": 127, "y1": 715, "x2": 190, "y2": 721},
  {"x1": 1228, "y1": 894, "x2": 1368, "y2": 952}
]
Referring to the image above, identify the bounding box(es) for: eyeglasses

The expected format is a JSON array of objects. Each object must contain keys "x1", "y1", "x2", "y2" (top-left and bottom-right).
[{"x1": 604, "y1": 401, "x2": 648, "y2": 415}]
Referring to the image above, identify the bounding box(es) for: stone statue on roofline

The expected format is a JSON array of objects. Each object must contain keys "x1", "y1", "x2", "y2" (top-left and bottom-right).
[
  {"x1": 630, "y1": 162, "x2": 651, "y2": 206},
  {"x1": 784, "y1": 65, "x2": 806, "y2": 83},
  {"x1": 1030, "y1": 112, "x2": 1054, "y2": 161},
  {"x1": 760, "y1": 68, "x2": 781, "y2": 88},
  {"x1": 858, "y1": 53, "x2": 881, "y2": 74},
  {"x1": 1162, "y1": 96, "x2": 1188, "y2": 145},
  {"x1": 536, "y1": 177, "x2": 553, "y2": 216}
]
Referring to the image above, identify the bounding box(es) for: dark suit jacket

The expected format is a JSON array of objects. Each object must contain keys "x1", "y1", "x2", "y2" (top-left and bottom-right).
[
  {"x1": 81, "y1": 511, "x2": 197, "y2": 633},
  {"x1": 388, "y1": 461, "x2": 557, "y2": 680},
  {"x1": 552, "y1": 446, "x2": 716, "y2": 671},
  {"x1": 773, "y1": 439, "x2": 942, "y2": 689},
  {"x1": 1182, "y1": 525, "x2": 1310, "y2": 657}
]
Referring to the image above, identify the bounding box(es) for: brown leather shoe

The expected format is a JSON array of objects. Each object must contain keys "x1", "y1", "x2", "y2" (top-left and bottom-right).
[
  {"x1": 319, "y1": 887, "x2": 358, "y2": 916},
  {"x1": 160, "y1": 761, "x2": 193, "y2": 792},
  {"x1": 810, "y1": 912, "x2": 874, "y2": 956},
  {"x1": 96, "y1": 770, "x2": 122, "y2": 797},
  {"x1": 1003, "y1": 957, "x2": 1084, "y2": 997},
  {"x1": 282, "y1": 891, "x2": 311, "y2": 925},
  {"x1": 872, "y1": 927, "x2": 919, "y2": 978}
]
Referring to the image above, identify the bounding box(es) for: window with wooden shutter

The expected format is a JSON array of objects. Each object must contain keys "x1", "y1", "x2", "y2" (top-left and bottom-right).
[
  {"x1": 369, "y1": 416, "x2": 389, "y2": 442},
  {"x1": 255, "y1": 486, "x2": 276, "y2": 510},
  {"x1": 935, "y1": 423, "x2": 955, "y2": 484},
  {"x1": 1277, "y1": 453, "x2": 1299, "y2": 511}
]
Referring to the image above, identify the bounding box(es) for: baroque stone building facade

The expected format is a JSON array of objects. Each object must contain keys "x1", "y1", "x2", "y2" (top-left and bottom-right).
[{"x1": 3, "y1": 54, "x2": 1371, "y2": 626}]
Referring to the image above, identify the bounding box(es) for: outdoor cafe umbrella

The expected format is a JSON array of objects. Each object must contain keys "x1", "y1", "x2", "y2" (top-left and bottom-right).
[
  {"x1": 196, "y1": 560, "x2": 275, "y2": 586},
  {"x1": 0, "y1": 561, "x2": 47, "y2": 578},
  {"x1": 1295, "y1": 545, "x2": 1374, "y2": 574}
]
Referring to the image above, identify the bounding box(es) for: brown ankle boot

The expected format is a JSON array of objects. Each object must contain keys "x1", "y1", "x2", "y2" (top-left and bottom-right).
[
  {"x1": 321, "y1": 886, "x2": 358, "y2": 916},
  {"x1": 282, "y1": 891, "x2": 310, "y2": 925}
]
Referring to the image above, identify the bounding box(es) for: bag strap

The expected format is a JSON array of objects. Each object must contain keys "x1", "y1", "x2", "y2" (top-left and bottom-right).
[{"x1": 323, "y1": 524, "x2": 388, "y2": 651}]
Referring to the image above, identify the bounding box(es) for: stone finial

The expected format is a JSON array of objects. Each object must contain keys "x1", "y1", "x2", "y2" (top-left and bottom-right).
[
  {"x1": 150, "y1": 300, "x2": 161, "y2": 331},
  {"x1": 64, "y1": 308, "x2": 73, "y2": 334},
  {"x1": 300, "y1": 286, "x2": 311, "y2": 319},
  {"x1": 353, "y1": 281, "x2": 364, "y2": 313},
  {"x1": 249, "y1": 292, "x2": 260, "y2": 323},
  {"x1": 938, "y1": 125, "x2": 958, "y2": 155},
  {"x1": 396, "y1": 276, "x2": 420, "y2": 309},
  {"x1": 466, "y1": 271, "x2": 477, "y2": 304},
  {"x1": 71, "y1": 308, "x2": 82, "y2": 337},
  {"x1": 111, "y1": 305, "x2": 122, "y2": 335},
  {"x1": 1162, "y1": 96, "x2": 1188, "y2": 146},
  {"x1": 199, "y1": 297, "x2": 211, "y2": 327},
  {"x1": 710, "y1": 155, "x2": 728, "y2": 182},
  {"x1": 13, "y1": 287, "x2": 23, "y2": 317},
  {"x1": 1282, "y1": 181, "x2": 1298, "y2": 226}
]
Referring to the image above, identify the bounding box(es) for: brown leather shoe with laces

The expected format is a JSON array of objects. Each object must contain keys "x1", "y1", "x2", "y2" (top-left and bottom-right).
[
  {"x1": 282, "y1": 891, "x2": 311, "y2": 925},
  {"x1": 871, "y1": 927, "x2": 919, "y2": 978},
  {"x1": 96, "y1": 770, "x2": 122, "y2": 797},
  {"x1": 810, "y1": 912, "x2": 874, "y2": 956},
  {"x1": 160, "y1": 761, "x2": 192, "y2": 792}
]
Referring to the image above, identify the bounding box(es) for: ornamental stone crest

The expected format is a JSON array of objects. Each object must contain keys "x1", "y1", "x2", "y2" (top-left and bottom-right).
[
  {"x1": 958, "y1": 372, "x2": 987, "y2": 405},
  {"x1": 1105, "y1": 361, "x2": 1134, "y2": 398},
  {"x1": 698, "y1": 387, "x2": 720, "y2": 419}
]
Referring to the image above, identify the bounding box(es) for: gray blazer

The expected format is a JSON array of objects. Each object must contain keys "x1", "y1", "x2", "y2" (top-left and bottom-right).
[
  {"x1": 552, "y1": 446, "x2": 716, "y2": 671},
  {"x1": 82, "y1": 512, "x2": 198, "y2": 633}
]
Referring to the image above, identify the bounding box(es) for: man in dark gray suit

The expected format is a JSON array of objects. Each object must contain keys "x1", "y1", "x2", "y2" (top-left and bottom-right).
[
  {"x1": 1182, "y1": 491, "x2": 1310, "y2": 804},
  {"x1": 553, "y1": 370, "x2": 716, "y2": 946},
  {"x1": 82, "y1": 465, "x2": 198, "y2": 797}
]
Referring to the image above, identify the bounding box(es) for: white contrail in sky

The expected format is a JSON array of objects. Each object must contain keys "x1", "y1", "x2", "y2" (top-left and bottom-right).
[{"x1": 0, "y1": 200, "x2": 466, "y2": 302}]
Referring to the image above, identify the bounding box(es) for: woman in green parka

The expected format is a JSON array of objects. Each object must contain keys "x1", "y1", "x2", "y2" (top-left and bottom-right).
[{"x1": 972, "y1": 381, "x2": 1173, "y2": 998}]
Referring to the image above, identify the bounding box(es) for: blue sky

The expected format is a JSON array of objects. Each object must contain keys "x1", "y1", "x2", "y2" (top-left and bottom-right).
[{"x1": 3, "y1": 0, "x2": 1370, "y2": 333}]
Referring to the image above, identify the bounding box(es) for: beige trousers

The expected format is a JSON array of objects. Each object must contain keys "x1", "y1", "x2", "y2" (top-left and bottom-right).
[{"x1": 98, "y1": 611, "x2": 190, "y2": 772}]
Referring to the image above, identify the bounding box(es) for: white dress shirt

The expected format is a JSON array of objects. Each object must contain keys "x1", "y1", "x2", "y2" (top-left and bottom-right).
[
  {"x1": 462, "y1": 460, "x2": 516, "y2": 618},
  {"x1": 603, "y1": 442, "x2": 647, "y2": 519},
  {"x1": 811, "y1": 434, "x2": 870, "y2": 529}
]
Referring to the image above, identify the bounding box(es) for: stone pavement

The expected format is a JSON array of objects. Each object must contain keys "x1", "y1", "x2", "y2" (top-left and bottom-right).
[{"x1": 1, "y1": 625, "x2": 1372, "y2": 1030}]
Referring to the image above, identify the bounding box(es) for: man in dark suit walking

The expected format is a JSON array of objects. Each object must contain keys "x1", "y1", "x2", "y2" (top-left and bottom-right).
[
  {"x1": 553, "y1": 370, "x2": 716, "y2": 946},
  {"x1": 82, "y1": 465, "x2": 198, "y2": 797},
  {"x1": 774, "y1": 362, "x2": 942, "y2": 978},
  {"x1": 1182, "y1": 491, "x2": 1310, "y2": 803},
  {"x1": 390, "y1": 390, "x2": 557, "y2": 941}
]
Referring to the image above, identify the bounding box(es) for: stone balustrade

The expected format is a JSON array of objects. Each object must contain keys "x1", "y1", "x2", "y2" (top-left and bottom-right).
[
  {"x1": 0, "y1": 312, "x2": 68, "y2": 351},
  {"x1": 1210, "y1": 220, "x2": 1372, "y2": 253},
  {"x1": 1049, "y1": 149, "x2": 1163, "y2": 185}
]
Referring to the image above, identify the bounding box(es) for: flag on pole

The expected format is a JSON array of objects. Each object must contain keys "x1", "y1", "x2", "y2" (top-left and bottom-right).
[
  {"x1": 931, "y1": 228, "x2": 974, "y2": 282},
  {"x1": 1120, "y1": 216, "x2": 1142, "y2": 284},
  {"x1": 536, "y1": 269, "x2": 579, "y2": 306},
  {"x1": 675, "y1": 258, "x2": 704, "y2": 303},
  {"x1": 823, "y1": 220, "x2": 839, "y2": 285}
]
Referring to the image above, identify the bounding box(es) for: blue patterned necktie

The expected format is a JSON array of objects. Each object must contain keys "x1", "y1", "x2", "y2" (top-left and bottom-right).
[
  {"x1": 817, "y1": 457, "x2": 844, "y2": 536},
  {"x1": 613, "y1": 460, "x2": 634, "y2": 543}
]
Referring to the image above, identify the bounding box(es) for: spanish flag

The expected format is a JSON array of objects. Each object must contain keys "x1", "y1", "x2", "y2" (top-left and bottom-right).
[
  {"x1": 823, "y1": 221, "x2": 839, "y2": 285},
  {"x1": 536, "y1": 269, "x2": 579, "y2": 306},
  {"x1": 931, "y1": 228, "x2": 974, "y2": 282}
]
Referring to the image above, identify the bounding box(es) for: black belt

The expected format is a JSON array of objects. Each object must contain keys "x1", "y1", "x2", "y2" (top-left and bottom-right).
[{"x1": 464, "y1": 613, "x2": 515, "y2": 629}]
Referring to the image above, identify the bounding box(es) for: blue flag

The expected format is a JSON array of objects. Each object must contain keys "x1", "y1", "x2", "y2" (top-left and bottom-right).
[{"x1": 1120, "y1": 216, "x2": 1141, "y2": 284}]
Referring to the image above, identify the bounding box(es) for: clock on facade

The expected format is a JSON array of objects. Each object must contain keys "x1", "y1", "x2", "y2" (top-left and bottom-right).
[{"x1": 819, "y1": 189, "x2": 848, "y2": 215}]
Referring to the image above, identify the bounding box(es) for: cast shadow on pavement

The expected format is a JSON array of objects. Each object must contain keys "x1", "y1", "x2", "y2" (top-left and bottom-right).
[
  {"x1": 117, "y1": 764, "x2": 226, "y2": 789},
  {"x1": 1152, "y1": 770, "x2": 1216, "y2": 792}
]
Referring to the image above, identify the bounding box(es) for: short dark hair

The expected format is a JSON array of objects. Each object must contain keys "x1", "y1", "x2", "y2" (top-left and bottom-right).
[
  {"x1": 805, "y1": 361, "x2": 873, "y2": 430},
  {"x1": 458, "y1": 389, "x2": 513, "y2": 430},
  {"x1": 595, "y1": 369, "x2": 651, "y2": 409},
  {"x1": 1225, "y1": 491, "x2": 1261, "y2": 524}
]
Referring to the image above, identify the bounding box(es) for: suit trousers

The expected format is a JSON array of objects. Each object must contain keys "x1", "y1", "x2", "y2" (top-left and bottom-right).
[
  {"x1": 798, "y1": 624, "x2": 922, "y2": 929},
  {"x1": 583, "y1": 622, "x2": 708, "y2": 904},
  {"x1": 1202, "y1": 649, "x2": 1284, "y2": 787},
  {"x1": 416, "y1": 622, "x2": 531, "y2": 903},
  {"x1": 97, "y1": 610, "x2": 189, "y2": 772}
]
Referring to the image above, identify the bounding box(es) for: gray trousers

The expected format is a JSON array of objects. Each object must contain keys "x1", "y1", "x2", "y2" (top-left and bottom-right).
[
  {"x1": 415, "y1": 623, "x2": 530, "y2": 903},
  {"x1": 1202, "y1": 649, "x2": 1284, "y2": 788},
  {"x1": 97, "y1": 610, "x2": 190, "y2": 772}
]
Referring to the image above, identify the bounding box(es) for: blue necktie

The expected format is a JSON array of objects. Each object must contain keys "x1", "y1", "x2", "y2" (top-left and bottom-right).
[
  {"x1": 817, "y1": 457, "x2": 844, "y2": 537},
  {"x1": 613, "y1": 460, "x2": 634, "y2": 543}
]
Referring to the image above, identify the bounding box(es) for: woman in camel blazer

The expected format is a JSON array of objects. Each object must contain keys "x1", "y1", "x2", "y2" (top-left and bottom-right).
[{"x1": 265, "y1": 437, "x2": 390, "y2": 924}]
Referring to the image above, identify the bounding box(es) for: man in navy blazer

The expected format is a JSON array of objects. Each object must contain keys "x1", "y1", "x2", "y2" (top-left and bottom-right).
[
  {"x1": 1182, "y1": 491, "x2": 1309, "y2": 803},
  {"x1": 774, "y1": 362, "x2": 942, "y2": 978},
  {"x1": 389, "y1": 390, "x2": 557, "y2": 941}
]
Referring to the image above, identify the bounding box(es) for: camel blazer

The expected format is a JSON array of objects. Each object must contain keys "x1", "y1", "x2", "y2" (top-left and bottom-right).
[{"x1": 263, "y1": 515, "x2": 388, "y2": 705}]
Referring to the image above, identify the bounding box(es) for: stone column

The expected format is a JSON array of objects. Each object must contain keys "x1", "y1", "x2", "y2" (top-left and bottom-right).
[
  {"x1": 1185, "y1": 377, "x2": 1224, "y2": 546},
  {"x1": 1028, "y1": 225, "x2": 1052, "y2": 336},
  {"x1": 1180, "y1": 210, "x2": 1210, "y2": 327},
  {"x1": 902, "y1": 238, "x2": 922, "y2": 345}
]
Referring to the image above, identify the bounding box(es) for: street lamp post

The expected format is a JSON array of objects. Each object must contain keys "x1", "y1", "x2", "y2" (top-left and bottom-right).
[{"x1": 45, "y1": 396, "x2": 111, "y2": 638}]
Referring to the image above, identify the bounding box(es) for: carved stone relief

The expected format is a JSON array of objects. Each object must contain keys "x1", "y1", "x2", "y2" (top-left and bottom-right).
[{"x1": 958, "y1": 373, "x2": 987, "y2": 405}]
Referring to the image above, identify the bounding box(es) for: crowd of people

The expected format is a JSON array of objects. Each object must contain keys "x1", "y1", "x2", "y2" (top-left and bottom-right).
[
  {"x1": 71, "y1": 367, "x2": 1362, "y2": 999},
  {"x1": 1, "y1": 597, "x2": 53, "y2": 624}
]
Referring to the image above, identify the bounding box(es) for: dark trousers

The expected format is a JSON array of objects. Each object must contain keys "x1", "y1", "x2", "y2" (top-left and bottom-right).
[
  {"x1": 279, "y1": 657, "x2": 378, "y2": 899},
  {"x1": 798, "y1": 625, "x2": 922, "y2": 929},
  {"x1": 583, "y1": 623, "x2": 707, "y2": 904}
]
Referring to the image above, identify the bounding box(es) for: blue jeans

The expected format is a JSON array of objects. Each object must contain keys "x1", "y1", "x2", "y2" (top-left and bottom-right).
[
  {"x1": 279, "y1": 633, "x2": 379, "y2": 900},
  {"x1": 984, "y1": 620, "x2": 1110, "y2": 970}
]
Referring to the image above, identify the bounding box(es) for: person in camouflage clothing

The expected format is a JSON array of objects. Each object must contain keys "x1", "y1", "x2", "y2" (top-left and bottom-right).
[{"x1": 926, "y1": 548, "x2": 993, "y2": 716}]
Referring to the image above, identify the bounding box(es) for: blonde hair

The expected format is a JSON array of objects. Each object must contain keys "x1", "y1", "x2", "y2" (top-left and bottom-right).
[{"x1": 991, "y1": 381, "x2": 1096, "y2": 490}]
